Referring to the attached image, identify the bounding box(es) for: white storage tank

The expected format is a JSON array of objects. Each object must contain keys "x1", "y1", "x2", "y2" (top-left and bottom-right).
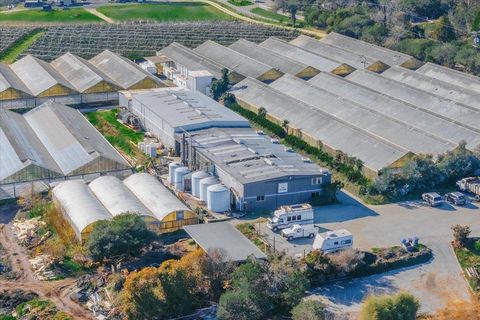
[
  {"x1": 199, "y1": 177, "x2": 219, "y2": 202},
  {"x1": 207, "y1": 184, "x2": 230, "y2": 212},
  {"x1": 168, "y1": 162, "x2": 182, "y2": 185},
  {"x1": 174, "y1": 166, "x2": 190, "y2": 191},
  {"x1": 191, "y1": 171, "x2": 210, "y2": 198}
]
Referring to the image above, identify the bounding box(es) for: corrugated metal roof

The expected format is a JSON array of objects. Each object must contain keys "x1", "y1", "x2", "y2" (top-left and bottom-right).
[
  {"x1": 0, "y1": 127, "x2": 25, "y2": 181},
  {"x1": 53, "y1": 180, "x2": 112, "y2": 240},
  {"x1": 89, "y1": 50, "x2": 161, "y2": 89},
  {"x1": 382, "y1": 66, "x2": 480, "y2": 111},
  {"x1": 51, "y1": 52, "x2": 118, "y2": 93},
  {"x1": 259, "y1": 37, "x2": 342, "y2": 72},
  {"x1": 229, "y1": 39, "x2": 311, "y2": 75},
  {"x1": 417, "y1": 62, "x2": 480, "y2": 94},
  {"x1": 271, "y1": 74, "x2": 454, "y2": 156},
  {"x1": 308, "y1": 72, "x2": 480, "y2": 149},
  {"x1": 184, "y1": 222, "x2": 267, "y2": 262},
  {"x1": 89, "y1": 175, "x2": 155, "y2": 218},
  {"x1": 159, "y1": 42, "x2": 224, "y2": 79},
  {"x1": 320, "y1": 32, "x2": 412, "y2": 66},
  {"x1": 346, "y1": 69, "x2": 480, "y2": 134},
  {"x1": 10, "y1": 55, "x2": 75, "y2": 96},
  {"x1": 230, "y1": 77, "x2": 409, "y2": 172},
  {"x1": 0, "y1": 63, "x2": 32, "y2": 96},
  {"x1": 290, "y1": 35, "x2": 376, "y2": 69},
  {"x1": 194, "y1": 40, "x2": 280, "y2": 79},
  {"x1": 123, "y1": 173, "x2": 190, "y2": 221}
]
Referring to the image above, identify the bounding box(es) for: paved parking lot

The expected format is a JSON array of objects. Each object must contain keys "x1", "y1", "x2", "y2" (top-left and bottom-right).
[{"x1": 257, "y1": 191, "x2": 479, "y2": 316}]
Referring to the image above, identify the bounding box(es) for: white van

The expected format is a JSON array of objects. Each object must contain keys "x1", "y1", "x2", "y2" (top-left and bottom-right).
[
  {"x1": 313, "y1": 229, "x2": 353, "y2": 253},
  {"x1": 267, "y1": 203, "x2": 314, "y2": 232}
]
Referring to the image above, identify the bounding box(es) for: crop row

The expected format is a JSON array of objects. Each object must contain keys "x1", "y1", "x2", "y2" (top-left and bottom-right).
[{"x1": 0, "y1": 27, "x2": 35, "y2": 53}]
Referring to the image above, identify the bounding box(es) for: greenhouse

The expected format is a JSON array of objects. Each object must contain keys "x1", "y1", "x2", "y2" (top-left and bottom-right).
[
  {"x1": 417, "y1": 62, "x2": 480, "y2": 94},
  {"x1": 123, "y1": 173, "x2": 197, "y2": 234},
  {"x1": 52, "y1": 179, "x2": 112, "y2": 242},
  {"x1": 194, "y1": 40, "x2": 283, "y2": 83},
  {"x1": 0, "y1": 64, "x2": 32, "y2": 101}
]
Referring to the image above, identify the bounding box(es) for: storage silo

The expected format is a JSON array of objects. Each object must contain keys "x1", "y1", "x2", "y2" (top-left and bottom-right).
[
  {"x1": 174, "y1": 166, "x2": 190, "y2": 191},
  {"x1": 168, "y1": 162, "x2": 182, "y2": 185},
  {"x1": 191, "y1": 171, "x2": 210, "y2": 198},
  {"x1": 199, "y1": 177, "x2": 219, "y2": 202},
  {"x1": 207, "y1": 184, "x2": 230, "y2": 212}
]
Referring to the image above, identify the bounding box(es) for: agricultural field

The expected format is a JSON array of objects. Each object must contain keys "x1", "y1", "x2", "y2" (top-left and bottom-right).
[
  {"x1": 97, "y1": 2, "x2": 233, "y2": 22},
  {"x1": 0, "y1": 8, "x2": 101, "y2": 24},
  {"x1": 0, "y1": 28, "x2": 44, "y2": 63},
  {"x1": 0, "y1": 26, "x2": 35, "y2": 54},
  {"x1": 26, "y1": 21, "x2": 299, "y2": 60}
]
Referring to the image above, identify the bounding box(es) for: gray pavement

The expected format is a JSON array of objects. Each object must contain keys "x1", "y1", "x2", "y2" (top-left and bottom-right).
[{"x1": 256, "y1": 191, "x2": 479, "y2": 317}]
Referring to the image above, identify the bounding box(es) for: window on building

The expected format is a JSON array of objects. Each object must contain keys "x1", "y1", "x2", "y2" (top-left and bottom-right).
[
  {"x1": 287, "y1": 216, "x2": 291, "y2": 222},
  {"x1": 256, "y1": 195, "x2": 265, "y2": 201},
  {"x1": 292, "y1": 215, "x2": 297, "y2": 221},
  {"x1": 176, "y1": 211, "x2": 184, "y2": 220},
  {"x1": 297, "y1": 215, "x2": 301, "y2": 220},
  {"x1": 311, "y1": 177, "x2": 321, "y2": 185},
  {"x1": 342, "y1": 239, "x2": 352, "y2": 244},
  {"x1": 312, "y1": 192, "x2": 320, "y2": 198},
  {"x1": 334, "y1": 241, "x2": 339, "y2": 245}
]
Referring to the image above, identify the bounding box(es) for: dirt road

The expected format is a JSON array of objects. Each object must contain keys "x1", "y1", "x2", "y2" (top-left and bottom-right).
[{"x1": 0, "y1": 222, "x2": 95, "y2": 320}]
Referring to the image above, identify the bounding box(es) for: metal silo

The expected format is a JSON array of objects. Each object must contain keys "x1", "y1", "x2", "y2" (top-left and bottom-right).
[
  {"x1": 207, "y1": 184, "x2": 230, "y2": 212},
  {"x1": 174, "y1": 166, "x2": 190, "y2": 191},
  {"x1": 168, "y1": 162, "x2": 182, "y2": 186},
  {"x1": 199, "y1": 177, "x2": 219, "y2": 202},
  {"x1": 191, "y1": 171, "x2": 210, "y2": 198}
]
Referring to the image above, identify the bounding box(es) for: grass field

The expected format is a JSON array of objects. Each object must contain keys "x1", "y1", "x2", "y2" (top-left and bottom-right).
[
  {"x1": 228, "y1": 0, "x2": 253, "y2": 6},
  {"x1": 0, "y1": 8, "x2": 102, "y2": 24},
  {"x1": 0, "y1": 29, "x2": 45, "y2": 63},
  {"x1": 454, "y1": 240, "x2": 480, "y2": 291},
  {"x1": 97, "y1": 2, "x2": 233, "y2": 22},
  {"x1": 250, "y1": 7, "x2": 287, "y2": 22}
]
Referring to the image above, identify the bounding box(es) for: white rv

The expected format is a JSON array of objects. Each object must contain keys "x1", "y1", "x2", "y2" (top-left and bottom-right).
[
  {"x1": 267, "y1": 203, "x2": 314, "y2": 232},
  {"x1": 313, "y1": 229, "x2": 353, "y2": 253}
]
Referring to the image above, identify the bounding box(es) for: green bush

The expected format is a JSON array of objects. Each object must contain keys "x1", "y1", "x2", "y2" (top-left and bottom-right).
[
  {"x1": 291, "y1": 300, "x2": 325, "y2": 320},
  {"x1": 360, "y1": 292, "x2": 419, "y2": 320}
]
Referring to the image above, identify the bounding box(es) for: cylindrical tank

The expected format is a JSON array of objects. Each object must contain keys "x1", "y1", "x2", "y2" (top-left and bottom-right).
[
  {"x1": 207, "y1": 184, "x2": 230, "y2": 212},
  {"x1": 191, "y1": 171, "x2": 210, "y2": 198},
  {"x1": 174, "y1": 167, "x2": 190, "y2": 191},
  {"x1": 199, "y1": 177, "x2": 219, "y2": 202},
  {"x1": 168, "y1": 162, "x2": 182, "y2": 185}
]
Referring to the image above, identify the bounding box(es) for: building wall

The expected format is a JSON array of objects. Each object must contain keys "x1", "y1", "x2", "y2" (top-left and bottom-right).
[
  {"x1": 38, "y1": 84, "x2": 74, "y2": 98},
  {"x1": 128, "y1": 78, "x2": 161, "y2": 90},
  {"x1": 0, "y1": 88, "x2": 29, "y2": 101},
  {"x1": 84, "y1": 81, "x2": 118, "y2": 94},
  {"x1": 160, "y1": 210, "x2": 198, "y2": 234}
]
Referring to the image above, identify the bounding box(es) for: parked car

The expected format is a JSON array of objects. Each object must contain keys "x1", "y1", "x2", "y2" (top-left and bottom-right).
[
  {"x1": 444, "y1": 192, "x2": 466, "y2": 206},
  {"x1": 313, "y1": 229, "x2": 353, "y2": 253},
  {"x1": 267, "y1": 203, "x2": 314, "y2": 232},
  {"x1": 281, "y1": 224, "x2": 317, "y2": 241},
  {"x1": 422, "y1": 192, "x2": 443, "y2": 206}
]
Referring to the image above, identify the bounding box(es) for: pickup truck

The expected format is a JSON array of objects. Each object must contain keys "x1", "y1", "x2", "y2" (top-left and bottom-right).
[{"x1": 281, "y1": 224, "x2": 317, "y2": 241}]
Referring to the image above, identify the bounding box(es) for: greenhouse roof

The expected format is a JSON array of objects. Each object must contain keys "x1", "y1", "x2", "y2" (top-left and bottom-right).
[
  {"x1": 123, "y1": 173, "x2": 190, "y2": 221},
  {"x1": 129, "y1": 87, "x2": 249, "y2": 132},
  {"x1": 320, "y1": 32, "x2": 412, "y2": 66},
  {"x1": 346, "y1": 69, "x2": 480, "y2": 134},
  {"x1": 10, "y1": 55, "x2": 76, "y2": 96},
  {"x1": 228, "y1": 39, "x2": 314, "y2": 76},
  {"x1": 190, "y1": 127, "x2": 328, "y2": 184},
  {"x1": 382, "y1": 66, "x2": 480, "y2": 111},
  {"x1": 417, "y1": 62, "x2": 480, "y2": 94},
  {"x1": 230, "y1": 77, "x2": 409, "y2": 172},
  {"x1": 290, "y1": 35, "x2": 376, "y2": 69},
  {"x1": 89, "y1": 50, "x2": 161, "y2": 89},
  {"x1": 0, "y1": 63, "x2": 32, "y2": 96},
  {"x1": 51, "y1": 52, "x2": 118, "y2": 93},
  {"x1": 271, "y1": 74, "x2": 454, "y2": 156},
  {"x1": 259, "y1": 37, "x2": 342, "y2": 72},
  {"x1": 308, "y1": 72, "x2": 480, "y2": 149},
  {"x1": 194, "y1": 40, "x2": 281, "y2": 79},
  {"x1": 159, "y1": 42, "x2": 225, "y2": 79}
]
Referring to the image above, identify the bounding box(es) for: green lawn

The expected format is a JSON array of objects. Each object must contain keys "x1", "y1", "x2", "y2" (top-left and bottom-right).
[
  {"x1": 0, "y1": 29, "x2": 45, "y2": 63},
  {"x1": 0, "y1": 8, "x2": 102, "y2": 24},
  {"x1": 250, "y1": 7, "x2": 288, "y2": 22},
  {"x1": 97, "y1": 3, "x2": 233, "y2": 22},
  {"x1": 454, "y1": 240, "x2": 480, "y2": 291},
  {"x1": 228, "y1": 0, "x2": 253, "y2": 7}
]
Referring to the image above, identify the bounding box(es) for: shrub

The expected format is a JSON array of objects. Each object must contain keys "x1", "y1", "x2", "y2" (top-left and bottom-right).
[
  {"x1": 451, "y1": 225, "x2": 471, "y2": 247},
  {"x1": 291, "y1": 300, "x2": 325, "y2": 320},
  {"x1": 360, "y1": 292, "x2": 419, "y2": 320},
  {"x1": 329, "y1": 248, "x2": 365, "y2": 274}
]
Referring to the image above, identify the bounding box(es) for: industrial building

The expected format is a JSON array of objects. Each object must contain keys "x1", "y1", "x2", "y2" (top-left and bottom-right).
[
  {"x1": 119, "y1": 87, "x2": 250, "y2": 149},
  {"x1": 53, "y1": 173, "x2": 197, "y2": 242},
  {"x1": 416, "y1": 62, "x2": 480, "y2": 94},
  {"x1": 0, "y1": 101, "x2": 130, "y2": 186},
  {"x1": 0, "y1": 50, "x2": 164, "y2": 109}
]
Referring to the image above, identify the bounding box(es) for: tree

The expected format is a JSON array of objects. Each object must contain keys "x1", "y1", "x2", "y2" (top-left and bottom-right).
[
  {"x1": 210, "y1": 68, "x2": 229, "y2": 100},
  {"x1": 86, "y1": 213, "x2": 156, "y2": 262},
  {"x1": 360, "y1": 292, "x2": 419, "y2": 320},
  {"x1": 431, "y1": 16, "x2": 456, "y2": 42},
  {"x1": 291, "y1": 300, "x2": 326, "y2": 320},
  {"x1": 286, "y1": 1, "x2": 298, "y2": 26},
  {"x1": 451, "y1": 224, "x2": 471, "y2": 247},
  {"x1": 258, "y1": 107, "x2": 267, "y2": 118}
]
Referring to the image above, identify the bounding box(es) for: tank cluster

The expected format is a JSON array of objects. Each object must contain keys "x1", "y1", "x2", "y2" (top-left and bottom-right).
[{"x1": 168, "y1": 162, "x2": 230, "y2": 213}]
